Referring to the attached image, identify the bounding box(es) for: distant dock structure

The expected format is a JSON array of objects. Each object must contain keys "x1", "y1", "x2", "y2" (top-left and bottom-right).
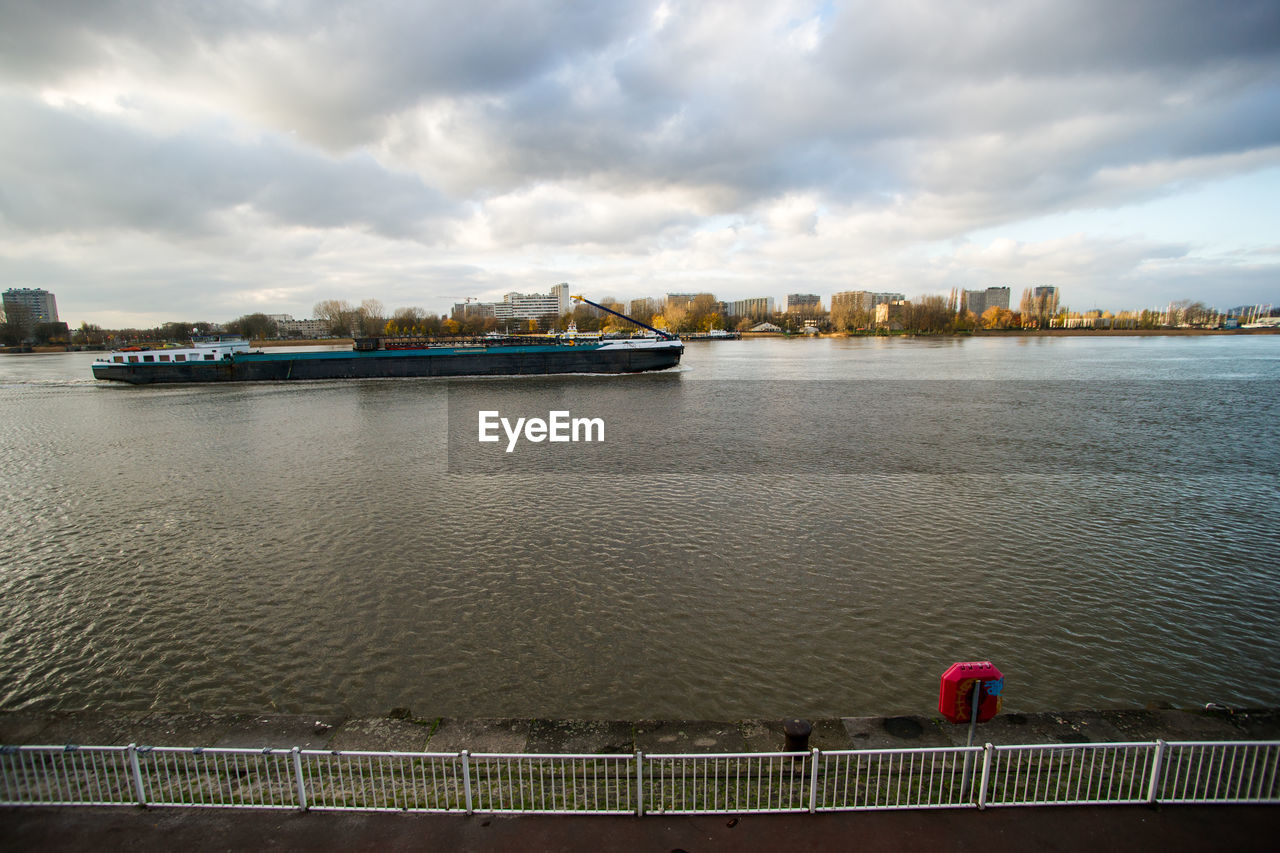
[{"x1": 681, "y1": 330, "x2": 741, "y2": 340}]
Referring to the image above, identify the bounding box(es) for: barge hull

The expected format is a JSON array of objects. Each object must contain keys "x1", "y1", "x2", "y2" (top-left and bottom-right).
[{"x1": 91, "y1": 345, "x2": 682, "y2": 385}]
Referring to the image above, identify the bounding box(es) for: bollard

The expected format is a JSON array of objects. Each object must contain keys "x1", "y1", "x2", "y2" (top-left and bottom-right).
[{"x1": 782, "y1": 718, "x2": 812, "y2": 753}]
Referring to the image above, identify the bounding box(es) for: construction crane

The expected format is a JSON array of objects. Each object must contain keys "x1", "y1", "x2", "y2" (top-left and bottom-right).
[{"x1": 570, "y1": 295, "x2": 677, "y2": 340}]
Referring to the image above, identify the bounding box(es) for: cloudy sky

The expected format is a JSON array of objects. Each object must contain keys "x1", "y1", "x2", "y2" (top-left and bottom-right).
[{"x1": 1, "y1": 0, "x2": 1278, "y2": 327}]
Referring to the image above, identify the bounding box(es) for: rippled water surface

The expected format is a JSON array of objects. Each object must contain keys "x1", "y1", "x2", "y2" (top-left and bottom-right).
[{"x1": 1, "y1": 335, "x2": 1278, "y2": 718}]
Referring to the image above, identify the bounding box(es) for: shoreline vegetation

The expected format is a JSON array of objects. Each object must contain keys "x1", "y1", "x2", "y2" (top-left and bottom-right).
[
  {"x1": 10, "y1": 293, "x2": 1275, "y2": 351},
  {"x1": 830, "y1": 327, "x2": 1280, "y2": 338},
  {"x1": 243, "y1": 327, "x2": 1280, "y2": 346},
  {"x1": 743, "y1": 327, "x2": 1280, "y2": 339},
  {"x1": 3, "y1": 326, "x2": 1277, "y2": 354}
]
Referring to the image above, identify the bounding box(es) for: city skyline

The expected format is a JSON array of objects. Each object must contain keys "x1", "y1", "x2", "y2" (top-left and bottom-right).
[
  {"x1": 12, "y1": 282, "x2": 1270, "y2": 338},
  {"x1": 1, "y1": 1, "x2": 1278, "y2": 327}
]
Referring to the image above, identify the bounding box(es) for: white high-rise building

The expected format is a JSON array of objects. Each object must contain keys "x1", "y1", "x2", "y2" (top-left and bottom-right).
[{"x1": 492, "y1": 283, "x2": 571, "y2": 320}]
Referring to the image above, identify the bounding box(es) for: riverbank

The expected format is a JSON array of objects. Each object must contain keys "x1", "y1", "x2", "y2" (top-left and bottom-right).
[
  {"x1": 969, "y1": 327, "x2": 1280, "y2": 337},
  {"x1": 5, "y1": 328, "x2": 1275, "y2": 354},
  {"x1": 739, "y1": 328, "x2": 1280, "y2": 339},
  {"x1": 3, "y1": 706, "x2": 1276, "y2": 751},
  {"x1": 828, "y1": 327, "x2": 1280, "y2": 339}
]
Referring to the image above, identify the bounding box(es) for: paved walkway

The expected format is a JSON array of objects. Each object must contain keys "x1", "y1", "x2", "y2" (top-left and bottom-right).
[{"x1": 2, "y1": 804, "x2": 1275, "y2": 852}]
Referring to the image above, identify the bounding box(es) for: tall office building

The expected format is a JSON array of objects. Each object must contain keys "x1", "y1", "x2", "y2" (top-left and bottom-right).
[
  {"x1": 629, "y1": 297, "x2": 661, "y2": 318},
  {"x1": 3, "y1": 288, "x2": 58, "y2": 326},
  {"x1": 831, "y1": 291, "x2": 870, "y2": 313},
  {"x1": 664, "y1": 293, "x2": 697, "y2": 312},
  {"x1": 729, "y1": 297, "x2": 775, "y2": 318},
  {"x1": 962, "y1": 287, "x2": 1011, "y2": 317},
  {"x1": 786, "y1": 293, "x2": 821, "y2": 313},
  {"x1": 452, "y1": 302, "x2": 497, "y2": 320},
  {"x1": 831, "y1": 291, "x2": 906, "y2": 313}
]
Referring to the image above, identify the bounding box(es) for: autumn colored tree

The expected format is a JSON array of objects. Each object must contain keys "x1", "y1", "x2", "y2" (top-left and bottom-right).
[
  {"x1": 74, "y1": 322, "x2": 108, "y2": 346},
  {"x1": 830, "y1": 303, "x2": 873, "y2": 332},
  {"x1": 980, "y1": 306, "x2": 1019, "y2": 330},
  {"x1": 391, "y1": 306, "x2": 427, "y2": 334},
  {"x1": 1019, "y1": 288, "x2": 1060, "y2": 328}
]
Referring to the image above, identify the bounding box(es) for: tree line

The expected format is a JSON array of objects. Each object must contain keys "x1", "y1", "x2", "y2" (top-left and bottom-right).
[
  {"x1": 0, "y1": 303, "x2": 71, "y2": 346},
  {"x1": 3, "y1": 289, "x2": 1233, "y2": 349}
]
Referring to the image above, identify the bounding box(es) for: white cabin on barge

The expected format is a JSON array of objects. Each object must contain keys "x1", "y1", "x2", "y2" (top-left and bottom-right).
[{"x1": 93, "y1": 335, "x2": 253, "y2": 367}]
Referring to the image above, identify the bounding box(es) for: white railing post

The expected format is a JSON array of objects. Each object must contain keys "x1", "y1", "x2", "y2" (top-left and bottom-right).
[
  {"x1": 127, "y1": 744, "x2": 147, "y2": 807},
  {"x1": 461, "y1": 751, "x2": 473, "y2": 815},
  {"x1": 635, "y1": 750, "x2": 644, "y2": 817},
  {"x1": 291, "y1": 747, "x2": 307, "y2": 811},
  {"x1": 1147, "y1": 739, "x2": 1166, "y2": 804},
  {"x1": 809, "y1": 747, "x2": 820, "y2": 813},
  {"x1": 978, "y1": 744, "x2": 993, "y2": 809}
]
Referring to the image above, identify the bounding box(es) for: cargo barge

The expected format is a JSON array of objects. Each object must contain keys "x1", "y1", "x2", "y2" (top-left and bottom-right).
[{"x1": 91, "y1": 297, "x2": 684, "y2": 384}]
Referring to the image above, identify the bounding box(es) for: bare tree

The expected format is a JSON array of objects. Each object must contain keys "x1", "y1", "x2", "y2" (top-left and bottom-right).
[
  {"x1": 356, "y1": 298, "x2": 386, "y2": 336},
  {"x1": 314, "y1": 299, "x2": 357, "y2": 336},
  {"x1": 1170, "y1": 300, "x2": 1214, "y2": 327},
  {"x1": 1, "y1": 303, "x2": 32, "y2": 344}
]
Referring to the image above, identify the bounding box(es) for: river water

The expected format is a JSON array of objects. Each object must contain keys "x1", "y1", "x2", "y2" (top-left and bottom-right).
[{"x1": 1, "y1": 335, "x2": 1278, "y2": 719}]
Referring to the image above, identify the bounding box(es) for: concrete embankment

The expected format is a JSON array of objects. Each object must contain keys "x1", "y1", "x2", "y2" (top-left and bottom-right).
[{"x1": 3, "y1": 706, "x2": 1277, "y2": 751}]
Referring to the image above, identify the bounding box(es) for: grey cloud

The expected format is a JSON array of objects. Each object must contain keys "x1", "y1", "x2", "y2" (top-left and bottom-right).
[
  {"x1": 0, "y1": 96, "x2": 455, "y2": 239},
  {"x1": 0, "y1": 1, "x2": 646, "y2": 148},
  {"x1": 0, "y1": 0, "x2": 280, "y2": 81},
  {"x1": 484, "y1": 191, "x2": 701, "y2": 249},
  {"x1": 2, "y1": 0, "x2": 1279, "y2": 316},
  {"x1": 820, "y1": 0, "x2": 1280, "y2": 80},
  {"x1": 9, "y1": 0, "x2": 1278, "y2": 222},
  {"x1": 421, "y1": 0, "x2": 1280, "y2": 229},
  {"x1": 230, "y1": 1, "x2": 646, "y2": 148}
]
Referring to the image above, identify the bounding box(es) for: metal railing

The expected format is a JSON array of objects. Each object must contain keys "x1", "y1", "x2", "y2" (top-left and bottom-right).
[
  {"x1": 983, "y1": 742, "x2": 1158, "y2": 807},
  {"x1": 2, "y1": 740, "x2": 1277, "y2": 814},
  {"x1": 1158, "y1": 741, "x2": 1280, "y2": 804},
  {"x1": 817, "y1": 746, "x2": 982, "y2": 811},
  {"x1": 644, "y1": 751, "x2": 815, "y2": 814},
  {"x1": 465, "y1": 752, "x2": 634, "y2": 815}
]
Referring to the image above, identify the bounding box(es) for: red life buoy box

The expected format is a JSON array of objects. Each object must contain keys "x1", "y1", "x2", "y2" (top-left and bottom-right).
[{"x1": 939, "y1": 661, "x2": 1003, "y2": 723}]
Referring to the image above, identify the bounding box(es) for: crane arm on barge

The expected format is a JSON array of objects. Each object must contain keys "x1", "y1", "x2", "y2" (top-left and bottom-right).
[{"x1": 570, "y1": 295, "x2": 678, "y2": 340}]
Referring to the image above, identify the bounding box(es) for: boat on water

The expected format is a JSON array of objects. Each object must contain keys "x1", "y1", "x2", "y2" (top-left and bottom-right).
[
  {"x1": 683, "y1": 328, "x2": 739, "y2": 340},
  {"x1": 91, "y1": 297, "x2": 684, "y2": 385}
]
